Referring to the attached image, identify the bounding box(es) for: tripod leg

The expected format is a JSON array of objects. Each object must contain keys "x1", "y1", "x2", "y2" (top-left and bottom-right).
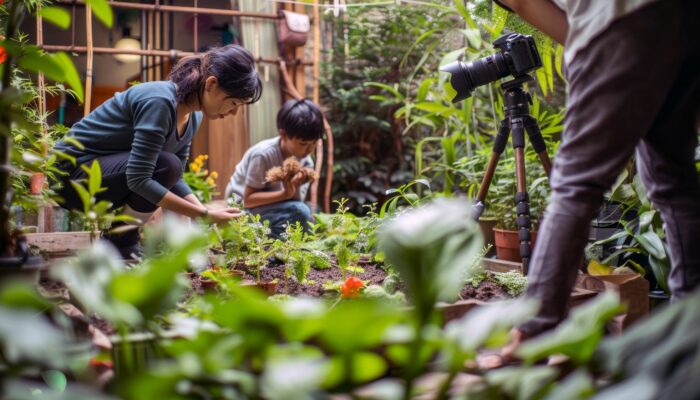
[
  {"x1": 524, "y1": 116, "x2": 553, "y2": 178},
  {"x1": 472, "y1": 119, "x2": 510, "y2": 221},
  {"x1": 512, "y1": 117, "x2": 533, "y2": 275}
]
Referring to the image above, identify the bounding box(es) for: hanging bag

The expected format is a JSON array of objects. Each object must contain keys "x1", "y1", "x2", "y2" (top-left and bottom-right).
[{"x1": 277, "y1": 10, "x2": 310, "y2": 48}]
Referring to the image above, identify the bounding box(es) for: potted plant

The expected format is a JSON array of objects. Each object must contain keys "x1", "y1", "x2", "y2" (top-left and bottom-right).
[{"x1": 0, "y1": 0, "x2": 94, "y2": 273}]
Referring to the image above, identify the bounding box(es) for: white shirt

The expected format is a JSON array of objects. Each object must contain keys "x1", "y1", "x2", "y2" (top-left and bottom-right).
[{"x1": 552, "y1": 0, "x2": 661, "y2": 64}]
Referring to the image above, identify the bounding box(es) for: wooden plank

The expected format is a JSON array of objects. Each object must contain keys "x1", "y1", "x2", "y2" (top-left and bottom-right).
[
  {"x1": 26, "y1": 231, "x2": 92, "y2": 256},
  {"x1": 482, "y1": 258, "x2": 523, "y2": 274},
  {"x1": 438, "y1": 299, "x2": 484, "y2": 324}
]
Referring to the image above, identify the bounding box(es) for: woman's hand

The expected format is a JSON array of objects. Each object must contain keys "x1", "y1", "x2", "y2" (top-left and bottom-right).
[{"x1": 206, "y1": 207, "x2": 243, "y2": 224}]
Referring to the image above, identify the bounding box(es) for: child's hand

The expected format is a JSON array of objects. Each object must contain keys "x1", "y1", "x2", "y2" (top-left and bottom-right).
[
  {"x1": 207, "y1": 207, "x2": 243, "y2": 224},
  {"x1": 283, "y1": 172, "x2": 306, "y2": 198}
]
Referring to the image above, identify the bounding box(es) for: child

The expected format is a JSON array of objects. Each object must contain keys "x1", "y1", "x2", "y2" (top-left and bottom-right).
[{"x1": 225, "y1": 99, "x2": 324, "y2": 237}]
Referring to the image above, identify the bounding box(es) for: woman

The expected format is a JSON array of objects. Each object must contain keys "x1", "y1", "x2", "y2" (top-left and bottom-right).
[{"x1": 53, "y1": 44, "x2": 262, "y2": 259}]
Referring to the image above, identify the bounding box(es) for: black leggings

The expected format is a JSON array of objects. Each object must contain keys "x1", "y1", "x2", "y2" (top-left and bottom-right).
[{"x1": 55, "y1": 152, "x2": 182, "y2": 213}]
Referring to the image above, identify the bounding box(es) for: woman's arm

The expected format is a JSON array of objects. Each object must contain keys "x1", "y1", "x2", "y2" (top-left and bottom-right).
[
  {"x1": 158, "y1": 192, "x2": 241, "y2": 223},
  {"x1": 183, "y1": 193, "x2": 205, "y2": 208},
  {"x1": 498, "y1": 0, "x2": 568, "y2": 45}
]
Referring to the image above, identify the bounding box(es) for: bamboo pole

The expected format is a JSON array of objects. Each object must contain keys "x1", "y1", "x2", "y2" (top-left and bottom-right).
[
  {"x1": 141, "y1": 9, "x2": 147, "y2": 82},
  {"x1": 193, "y1": 0, "x2": 199, "y2": 53},
  {"x1": 312, "y1": 0, "x2": 320, "y2": 103},
  {"x1": 313, "y1": 1, "x2": 333, "y2": 213},
  {"x1": 36, "y1": 4, "x2": 52, "y2": 231},
  {"x1": 36, "y1": 6, "x2": 47, "y2": 141},
  {"x1": 55, "y1": 0, "x2": 278, "y2": 19},
  {"x1": 39, "y1": 45, "x2": 310, "y2": 65},
  {"x1": 84, "y1": 5, "x2": 93, "y2": 116},
  {"x1": 309, "y1": 0, "x2": 321, "y2": 211}
]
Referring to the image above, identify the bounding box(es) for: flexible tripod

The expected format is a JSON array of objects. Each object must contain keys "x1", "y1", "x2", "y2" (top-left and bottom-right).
[{"x1": 471, "y1": 75, "x2": 552, "y2": 275}]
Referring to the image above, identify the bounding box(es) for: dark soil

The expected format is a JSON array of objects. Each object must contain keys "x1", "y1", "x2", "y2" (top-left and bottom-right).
[
  {"x1": 37, "y1": 276, "x2": 69, "y2": 300},
  {"x1": 38, "y1": 276, "x2": 117, "y2": 336},
  {"x1": 235, "y1": 262, "x2": 389, "y2": 297},
  {"x1": 459, "y1": 279, "x2": 511, "y2": 301}
]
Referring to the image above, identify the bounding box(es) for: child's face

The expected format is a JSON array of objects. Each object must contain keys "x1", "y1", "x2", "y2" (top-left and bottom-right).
[{"x1": 280, "y1": 131, "x2": 318, "y2": 158}]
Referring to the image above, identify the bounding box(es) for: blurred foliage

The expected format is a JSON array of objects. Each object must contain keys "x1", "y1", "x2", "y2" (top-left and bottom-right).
[{"x1": 321, "y1": 0, "x2": 565, "y2": 216}]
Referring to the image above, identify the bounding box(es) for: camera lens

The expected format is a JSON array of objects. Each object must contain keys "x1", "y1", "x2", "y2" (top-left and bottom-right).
[
  {"x1": 441, "y1": 52, "x2": 510, "y2": 103},
  {"x1": 467, "y1": 52, "x2": 510, "y2": 88},
  {"x1": 440, "y1": 61, "x2": 475, "y2": 103}
]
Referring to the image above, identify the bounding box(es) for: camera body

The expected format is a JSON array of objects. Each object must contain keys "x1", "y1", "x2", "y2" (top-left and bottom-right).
[{"x1": 441, "y1": 33, "x2": 542, "y2": 103}]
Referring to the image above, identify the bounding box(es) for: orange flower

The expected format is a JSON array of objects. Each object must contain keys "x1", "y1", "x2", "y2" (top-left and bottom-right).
[
  {"x1": 340, "y1": 276, "x2": 364, "y2": 299},
  {"x1": 89, "y1": 358, "x2": 113, "y2": 369}
]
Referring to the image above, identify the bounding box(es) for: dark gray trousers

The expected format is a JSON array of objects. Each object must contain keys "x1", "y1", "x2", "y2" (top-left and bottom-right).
[{"x1": 520, "y1": 0, "x2": 700, "y2": 335}]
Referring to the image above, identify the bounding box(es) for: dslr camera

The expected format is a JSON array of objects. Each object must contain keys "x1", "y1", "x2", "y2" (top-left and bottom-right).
[{"x1": 441, "y1": 33, "x2": 542, "y2": 103}]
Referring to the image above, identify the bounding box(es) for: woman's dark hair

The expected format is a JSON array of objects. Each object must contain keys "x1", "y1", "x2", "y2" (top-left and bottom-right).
[
  {"x1": 276, "y1": 99, "x2": 324, "y2": 141},
  {"x1": 169, "y1": 44, "x2": 263, "y2": 105}
]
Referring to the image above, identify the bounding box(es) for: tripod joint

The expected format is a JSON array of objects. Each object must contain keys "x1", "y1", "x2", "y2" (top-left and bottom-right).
[{"x1": 471, "y1": 200, "x2": 485, "y2": 222}]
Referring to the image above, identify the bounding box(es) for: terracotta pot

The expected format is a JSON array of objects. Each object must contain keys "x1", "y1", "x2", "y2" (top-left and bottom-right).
[
  {"x1": 241, "y1": 281, "x2": 277, "y2": 295},
  {"x1": 30, "y1": 172, "x2": 45, "y2": 195},
  {"x1": 493, "y1": 228, "x2": 537, "y2": 262}
]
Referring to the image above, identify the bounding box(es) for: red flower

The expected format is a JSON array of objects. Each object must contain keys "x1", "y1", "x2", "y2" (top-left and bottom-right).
[
  {"x1": 89, "y1": 358, "x2": 113, "y2": 369},
  {"x1": 340, "y1": 276, "x2": 364, "y2": 299},
  {"x1": 0, "y1": 45, "x2": 6, "y2": 65}
]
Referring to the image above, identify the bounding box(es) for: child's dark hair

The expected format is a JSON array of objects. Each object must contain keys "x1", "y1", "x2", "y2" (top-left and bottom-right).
[
  {"x1": 276, "y1": 99, "x2": 324, "y2": 141},
  {"x1": 169, "y1": 44, "x2": 262, "y2": 105}
]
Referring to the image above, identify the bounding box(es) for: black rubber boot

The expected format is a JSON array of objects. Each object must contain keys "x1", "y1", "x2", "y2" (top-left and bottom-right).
[{"x1": 102, "y1": 221, "x2": 142, "y2": 261}]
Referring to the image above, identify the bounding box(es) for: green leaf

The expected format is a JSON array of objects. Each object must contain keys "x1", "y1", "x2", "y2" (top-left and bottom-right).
[
  {"x1": 364, "y1": 82, "x2": 403, "y2": 100},
  {"x1": 42, "y1": 370, "x2": 67, "y2": 392},
  {"x1": 400, "y1": 28, "x2": 442, "y2": 69},
  {"x1": 17, "y1": 47, "x2": 65, "y2": 83},
  {"x1": 453, "y1": 0, "x2": 476, "y2": 29},
  {"x1": 414, "y1": 102, "x2": 455, "y2": 116},
  {"x1": 38, "y1": 7, "x2": 71, "y2": 30},
  {"x1": 516, "y1": 292, "x2": 624, "y2": 364},
  {"x1": 490, "y1": 4, "x2": 510, "y2": 40},
  {"x1": 554, "y1": 44, "x2": 565, "y2": 80},
  {"x1": 461, "y1": 28, "x2": 482, "y2": 49},
  {"x1": 86, "y1": 0, "x2": 114, "y2": 27},
  {"x1": 70, "y1": 181, "x2": 92, "y2": 214},
  {"x1": 0, "y1": 283, "x2": 53, "y2": 311},
  {"x1": 439, "y1": 47, "x2": 467, "y2": 69},
  {"x1": 52, "y1": 52, "x2": 84, "y2": 102},
  {"x1": 319, "y1": 300, "x2": 403, "y2": 354},
  {"x1": 636, "y1": 231, "x2": 666, "y2": 260},
  {"x1": 416, "y1": 78, "x2": 435, "y2": 102},
  {"x1": 88, "y1": 160, "x2": 103, "y2": 196},
  {"x1": 378, "y1": 199, "x2": 484, "y2": 319},
  {"x1": 487, "y1": 366, "x2": 558, "y2": 400},
  {"x1": 648, "y1": 256, "x2": 670, "y2": 293},
  {"x1": 61, "y1": 136, "x2": 85, "y2": 150}
]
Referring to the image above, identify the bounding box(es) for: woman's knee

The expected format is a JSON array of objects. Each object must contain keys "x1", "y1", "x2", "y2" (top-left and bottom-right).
[{"x1": 153, "y1": 152, "x2": 182, "y2": 189}]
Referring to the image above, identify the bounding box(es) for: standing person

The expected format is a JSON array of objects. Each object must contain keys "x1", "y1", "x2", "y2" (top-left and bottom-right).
[
  {"x1": 224, "y1": 99, "x2": 324, "y2": 238},
  {"x1": 482, "y1": 0, "x2": 700, "y2": 367},
  {"x1": 53, "y1": 44, "x2": 263, "y2": 259}
]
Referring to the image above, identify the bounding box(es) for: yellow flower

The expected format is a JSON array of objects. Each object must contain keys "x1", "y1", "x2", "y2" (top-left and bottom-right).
[
  {"x1": 189, "y1": 162, "x2": 200, "y2": 173},
  {"x1": 206, "y1": 178, "x2": 215, "y2": 186},
  {"x1": 210, "y1": 171, "x2": 218, "y2": 179}
]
